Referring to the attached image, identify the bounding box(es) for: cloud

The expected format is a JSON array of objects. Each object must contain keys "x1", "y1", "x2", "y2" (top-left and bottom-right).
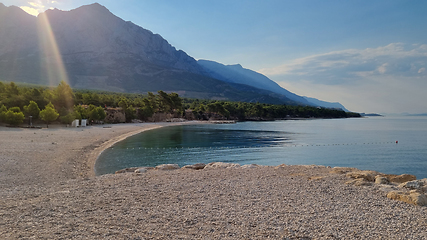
[
  {"x1": 259, "y1": 43, "x2": 427, "y2": 113},
  {"x1": 259, "y1": 43, "x2": 427, "y2": 86}
]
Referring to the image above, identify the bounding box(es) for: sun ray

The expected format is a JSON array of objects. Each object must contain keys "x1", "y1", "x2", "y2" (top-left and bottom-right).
[{"x1": 37, "y1": 11, "x2": 69, "y2": 88}]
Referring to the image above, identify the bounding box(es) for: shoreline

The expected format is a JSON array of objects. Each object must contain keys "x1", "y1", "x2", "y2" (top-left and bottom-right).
[
  {"x1": 87, "y1": 124, "x2": 164, "y2": 177},
  {"x1": 88, "y1": 121, "x2": 206, "y2": 176}
]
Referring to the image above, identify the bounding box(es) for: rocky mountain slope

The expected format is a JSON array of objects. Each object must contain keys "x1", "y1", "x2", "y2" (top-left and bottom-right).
[
  {"x1": 198, "y1": 59, "x2": 348, "y2": 110},
  {"x1": 0, "y1": 2, "x2": 347, "y2": 109}
]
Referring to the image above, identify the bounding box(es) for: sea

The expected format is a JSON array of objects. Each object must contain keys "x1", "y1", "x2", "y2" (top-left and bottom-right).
[{"x1": 95, "y1": 116, "x2": 427, "y2": 179}]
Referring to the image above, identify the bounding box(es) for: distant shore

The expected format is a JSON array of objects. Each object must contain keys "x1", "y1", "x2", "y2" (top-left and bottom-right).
[{"x1": 1, "y1": 122, "x2": 426, "y2": 239}]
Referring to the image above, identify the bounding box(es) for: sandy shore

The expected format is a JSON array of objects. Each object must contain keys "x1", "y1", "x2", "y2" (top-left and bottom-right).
[{"x1": 1, "y1": 122, "x2": 427, "y2": 239}]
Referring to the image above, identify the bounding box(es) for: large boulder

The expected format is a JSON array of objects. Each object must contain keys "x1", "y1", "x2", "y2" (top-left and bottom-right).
[
  {"x1": 386, "y1": 174, "x2": 416, "y2": 183},
  {"x1": 346, "y1": 170, "x2": 380, "y2": 182},
  {"x1": 375, "y1": 176, "x2": 390, "y2": 185},
  {"x1": 387, "y1": 191, "x2": 427, "y2": 206},
  {"x1": 398, "y1": 179, "x2": 427, "y2": 191}
]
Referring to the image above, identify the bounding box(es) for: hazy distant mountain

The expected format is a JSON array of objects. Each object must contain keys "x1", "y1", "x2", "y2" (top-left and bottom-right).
[
  {"x1": 303, "y1": 97, "x2": 349, "y2": 112},
  {"x1": 198, "y1": 59, "x2": 348, "y2": 110}
]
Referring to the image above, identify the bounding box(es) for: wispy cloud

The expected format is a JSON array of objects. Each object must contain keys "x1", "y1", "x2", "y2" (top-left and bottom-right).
[
  {"x1": 260, "y1": 43, "x2": 427, "y2": 86},
  {"x1": 259, "y1": 43, "x2": 427, "y2": 113}
]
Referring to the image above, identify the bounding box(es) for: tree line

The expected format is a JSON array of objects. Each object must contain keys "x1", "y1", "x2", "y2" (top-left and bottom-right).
[
  {"x1": 182, "y1": 98, "x2": 360, "y2": 120},
  {"x1": 0, "y1": 81, "x2": 359, "y2": 127}
]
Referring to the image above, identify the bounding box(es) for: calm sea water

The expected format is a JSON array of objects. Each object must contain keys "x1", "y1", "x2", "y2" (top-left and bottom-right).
[{"x1": 95, "y1": 117, "x2": 427, "y2": 179}]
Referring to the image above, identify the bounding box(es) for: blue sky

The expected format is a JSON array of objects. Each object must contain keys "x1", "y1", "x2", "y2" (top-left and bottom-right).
[{"x1": 3, "y1": 0, "x2": 427, "y2": 114}]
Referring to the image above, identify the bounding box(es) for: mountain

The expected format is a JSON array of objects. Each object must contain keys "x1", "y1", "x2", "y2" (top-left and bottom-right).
[
  {"x1": 0, "y1": 3, "x2": 346, "y2": 108},
  {"x1": 0, "y1": 3, "x2": 300, "y2": 104},
  {"x1": 303, "y1": 97, "x2": 349, "y2": 112},
  {"x1": 198, "y1": 59, "x2": 348, "y2": 110},
  {"x1": 198, "y1": 60, "x2": 310, "y2": 104}
]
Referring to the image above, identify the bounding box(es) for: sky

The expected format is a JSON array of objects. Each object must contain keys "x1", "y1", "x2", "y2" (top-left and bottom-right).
[{"x1": 2, "y1": 0, "x2": 427, "y2": 114}]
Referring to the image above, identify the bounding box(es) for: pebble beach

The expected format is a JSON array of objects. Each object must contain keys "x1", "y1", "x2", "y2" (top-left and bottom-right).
[{"x1": 1, "y1": 123, "x2": 427, "y2": 239}]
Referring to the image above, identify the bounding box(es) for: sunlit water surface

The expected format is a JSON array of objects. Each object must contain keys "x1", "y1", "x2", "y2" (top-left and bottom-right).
[{"x1": 95, "y1": 117, "x2": 427, "y2": 179}]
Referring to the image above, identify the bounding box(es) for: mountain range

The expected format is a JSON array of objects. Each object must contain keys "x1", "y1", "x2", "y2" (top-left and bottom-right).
[{"x1": 0, "y1": 2, "x2": 348, "y2": 110}]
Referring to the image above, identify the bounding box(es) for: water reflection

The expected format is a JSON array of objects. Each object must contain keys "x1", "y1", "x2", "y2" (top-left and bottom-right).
[{"x1": 95, "y1": 125, "x2": 293, "y2": 175}]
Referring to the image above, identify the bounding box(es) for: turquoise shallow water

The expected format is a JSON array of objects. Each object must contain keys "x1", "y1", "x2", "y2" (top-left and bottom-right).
[{"x1": 95, "y1": 117, "x2": 427, "y2": 179}]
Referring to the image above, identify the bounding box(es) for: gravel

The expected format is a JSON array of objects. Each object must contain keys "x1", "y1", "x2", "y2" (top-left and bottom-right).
[{"x1": 1, "y1": 123, "x2": 426, "y2": 239}]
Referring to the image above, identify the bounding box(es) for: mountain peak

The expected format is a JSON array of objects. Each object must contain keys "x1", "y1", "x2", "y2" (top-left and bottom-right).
[
  {"x1": 75, "y1": 2, "x2": 111, "y2": 13},
  {"x1": 228, "y1": 64, "x2": 243, "y2": 69}
]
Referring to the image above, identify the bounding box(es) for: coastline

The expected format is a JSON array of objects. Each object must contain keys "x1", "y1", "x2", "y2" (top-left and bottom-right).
[
  {"x1": 1, "y1": 122, "x2": 427, "y2": 239},
  {"x1": 87, "y1": 124, "x2": 164, "y2": 177},
  {"x1": 88, "y1": 121, "x2": 207, "y2": 176}
]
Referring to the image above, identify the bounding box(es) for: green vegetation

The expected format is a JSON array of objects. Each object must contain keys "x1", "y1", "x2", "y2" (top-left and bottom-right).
[
  {"x1": 0, "y1": 80, "x2": 360, "y2": 127},
  {"x1": 182, "y1": 98, "x2": 360, "y2": 120},
  {"x1": 39, "y1": 102, "x2": 59, "y2": 128}
]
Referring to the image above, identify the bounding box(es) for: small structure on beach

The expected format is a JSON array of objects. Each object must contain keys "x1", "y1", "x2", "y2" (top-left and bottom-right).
[{"x1": 71, "y1": 119, "x2": 79, "y2": 127}]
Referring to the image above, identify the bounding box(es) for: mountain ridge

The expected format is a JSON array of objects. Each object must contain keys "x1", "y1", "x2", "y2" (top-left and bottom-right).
[{"x1": 0, "y1": 2, "x2": 347, "y2": 110}]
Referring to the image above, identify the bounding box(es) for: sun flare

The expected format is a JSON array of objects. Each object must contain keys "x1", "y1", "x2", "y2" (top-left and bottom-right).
[{"x1": 37, "y1": 11, "x2": 69, "y2": 87}]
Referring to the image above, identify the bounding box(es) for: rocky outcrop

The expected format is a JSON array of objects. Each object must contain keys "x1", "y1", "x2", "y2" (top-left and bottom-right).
[
  {"x1": 375, "y1": 176, "x2": 389, "y2": 184},
  {"x1": 339, "y1": 168, "x2": 427, "y2": 206},
  {"x1": 387, "y1": 191, "x2": 427, "y2": 206},
  {"x1": 346, "y1": 170, "x2": 380, "y2": 182},
  {"x1": 387, "y1": 174, "x2": 417, "y2": 183},
  {"x1": 329, "y1": 167, "x2": 357, "y2": 174},
  {"x1": 398, "y1": 179, "x2": 427, "y2": 191}
]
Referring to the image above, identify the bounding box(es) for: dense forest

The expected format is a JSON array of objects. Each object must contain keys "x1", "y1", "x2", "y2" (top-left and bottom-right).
[{"x1": 0, "y1": 81, "x2": 360, "y2": 127}]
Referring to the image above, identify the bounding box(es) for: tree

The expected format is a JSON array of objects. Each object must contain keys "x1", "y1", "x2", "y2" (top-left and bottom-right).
[
  {"x1": 88, "y1": 106, "x2": 106, "y2": 122},
  {"x1": 52, "y1": 81, "x2": 74, "y2": 111},
  {"x1": 0, "y1": 104, "x2": 6, "y2": 122},
  {"x1": 138, "y1": 98, "x2": 154, "y2": 120},
  {"x1": 23, "y1": 101, "x2": 41, "y2": 119},
  {"x1": 4, "y1": 107, "x2": 25, "y2": 126},
  {"x1": 39, "y1": 103, "x2": 59, "y2": 128},
  {"x1": 74, "y1": 105, "x2": 88, "y2": 120}
]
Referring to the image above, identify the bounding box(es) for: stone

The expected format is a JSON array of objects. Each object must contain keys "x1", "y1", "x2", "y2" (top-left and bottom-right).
[
  {"x1": 346, "y1": 170, "x2": 380, "y2": 182},
  {"x1": 398, "y1": 180, "x2": 425, "y2": 190},
  {"x1": 345, "y1": 178, "x2": 373, "y2": 186},
  {"x1": 274, "y1": 164, "x2": 287, "y2": 169},
  {"x1": 387, "y1": 174, "x2": 416, "y2": 183},
  {"x1": 375, "y1": 176, "x2": 389, "y2": 185},
  {"x1": 182, "y1": 163, "x2": 206, "y2": 170},
  {"x1": 155, "y1": 164, "x2": 180, "y2": 170},
  {"x1": 115, "y1": 167, "x2": 140, "y2": 174},
  {"x1": 308, "y1": 176, "x2": 326, "y2": 181},
  {"x1": 203, "y1": 162, "x2": 240, "y2": 169},
  {"x1": 134, "y1": 167, "x2": 155, "y2": 173},
  {"x1": 329, "y1": 167, "x2": 358, "y2": 174},
  {"x1": 387, "y1": 191, "x2": 427, "y2": 206},
  {"x1": 241, "y1": 164, "x2": 259, "y2": 169}
]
